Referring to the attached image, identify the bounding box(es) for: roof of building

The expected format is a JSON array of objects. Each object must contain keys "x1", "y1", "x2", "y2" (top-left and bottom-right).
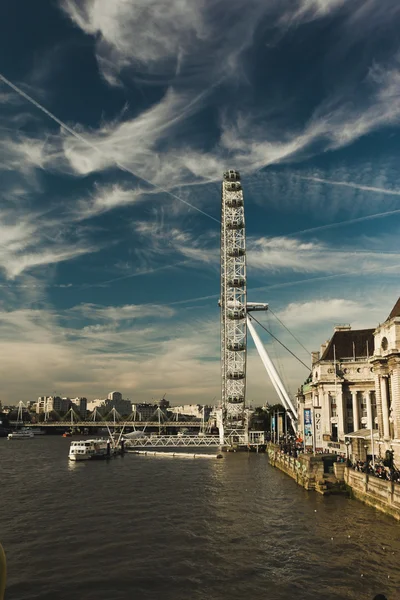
[
  {"x1": 320, "y1": 328, "x2": 374, "y2": 361},
  {"x1": 387, "y1": 296, "x2": 400, "y2": 320},
  {"x1": 344, "y1": 428, "x2": 379, "y2": 439}
]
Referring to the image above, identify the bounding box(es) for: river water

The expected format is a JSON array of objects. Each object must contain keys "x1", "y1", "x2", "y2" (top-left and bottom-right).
[{"x1": 1, "y1": 437, "x2": 399, "y2": 600}]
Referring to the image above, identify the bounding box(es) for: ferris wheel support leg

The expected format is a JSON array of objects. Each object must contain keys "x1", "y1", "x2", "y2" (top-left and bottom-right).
[
  {"x1": 247, "y1": 317, "x2": 298, "y2": 430},
  {"x1": 216, "y1": 408, "x2": 225, "y2": 447}
]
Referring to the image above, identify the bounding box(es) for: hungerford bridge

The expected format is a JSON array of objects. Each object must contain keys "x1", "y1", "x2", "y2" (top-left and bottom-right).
[{"x1": 23, "y1": 171, "x2": 299, "y2": 450}]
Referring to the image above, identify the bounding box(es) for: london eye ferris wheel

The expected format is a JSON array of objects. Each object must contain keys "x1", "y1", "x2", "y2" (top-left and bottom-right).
[
  {"x1": 219, "y1": 170, "x2": 297, "y2": 440},
  {"x1": 220, "y1": 170, "x2": 247, "y2": 430}
]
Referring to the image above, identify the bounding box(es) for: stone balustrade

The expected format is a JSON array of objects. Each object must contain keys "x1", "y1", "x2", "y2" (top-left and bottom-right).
[
  {"x1": 345, "y1": 468, "x2": 400, "y2": 520},
  {"x1": 267, "y1": 444, "x2": 324, "y2": 491}
]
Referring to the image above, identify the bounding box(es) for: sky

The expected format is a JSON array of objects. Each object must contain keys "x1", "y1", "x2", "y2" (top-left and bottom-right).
[{"x1": 1, "y1": 0, "x2": 400, "y2": 406}]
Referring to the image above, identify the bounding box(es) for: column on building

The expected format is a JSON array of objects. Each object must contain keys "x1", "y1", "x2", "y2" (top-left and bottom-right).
[
  {"x1": 366, "y1": 390, "x2": 373, "y2": 431},
  {"x1": 373, "y1": 367, "x2": 384, "y2": 438},
  {"x1": 351, "y1": 390, "x2": 360, "y2": 432},
  {"x1": 317, "y1": 389, "x2": 323, "y2": 410},
  {"x1": 336, "y1": 384, "x2": 345, "y2": 440},
  {"x1": 380, "y1": 375, "x2": 391, "y2": 439},
  {"x1": 389, "y1": 359, "x2": 400, "y2": 439},
  {"x1": 318, "y1": 389, "x2": 328, "y2": 443}
]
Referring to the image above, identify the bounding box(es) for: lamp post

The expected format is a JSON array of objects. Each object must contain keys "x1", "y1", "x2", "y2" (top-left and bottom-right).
[
  {"x1": 345, "y1": 439, "x2": 351, "y2": 466},
  {"x1": 370, "y1": 426, "x2": 375, "y2": 469},
  {"x1": 364, "y1": 443, "x2": 368, "y2": 465}
]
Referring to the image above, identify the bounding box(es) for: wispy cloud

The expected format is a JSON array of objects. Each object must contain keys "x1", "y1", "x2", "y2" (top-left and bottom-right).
[
  {"x1": 72, "y1": 302, "x2": 175, "y2": 322},
  {"x1": 0, "y1": 203, "x2": 101, "y2": 279},
  {"x1": 247, "y1": 236, "x2": 400, "y2": 275},
  {"x1": 275, "y1": 298, "x2": 378, "y2": 329},
  {"x1": 133, "y1": 219, "x2": 218, "y2": 267},
  {"x1": 75, "y1": 183, "x2": 145, "y2": 220},
  {"x1": 61, "y1": 0, "x2": 272, "y2": 87}
]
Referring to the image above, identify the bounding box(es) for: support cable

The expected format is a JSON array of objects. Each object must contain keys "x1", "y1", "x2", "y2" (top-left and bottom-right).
[
  {"x1": 248, "y1": 314, "x2": 310, "y2": 371},
  {"x1": 268, "y1": 313, "x2": 293, "y2": 400},
  {"x1": 268, "y1": 307, "x2": 310, "y2": 354}
]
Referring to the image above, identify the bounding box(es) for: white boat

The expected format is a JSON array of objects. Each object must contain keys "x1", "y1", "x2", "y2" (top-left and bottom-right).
[
  {"x1": 68, "y1": 439, "x2": 110, "y2": 461},
  {"x1": 8, "y1": 427, "x2": 34, "y2": 440}
]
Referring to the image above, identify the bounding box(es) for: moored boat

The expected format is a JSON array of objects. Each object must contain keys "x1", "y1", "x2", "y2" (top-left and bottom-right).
[
  {"x1": 8, "y1": 428, "x2": 34, "y2": 440},
  {"x1": 68, "y1": 439, "x2": 110, "y2": 461}
]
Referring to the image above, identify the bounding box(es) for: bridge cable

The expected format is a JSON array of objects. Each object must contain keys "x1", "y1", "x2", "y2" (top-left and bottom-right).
[
  {"x1": 267, "y1": 307, "x2": 311, "y2": 354},
  {"x1": 248, "y1": 314, "x2": 310, "y2": 372}
]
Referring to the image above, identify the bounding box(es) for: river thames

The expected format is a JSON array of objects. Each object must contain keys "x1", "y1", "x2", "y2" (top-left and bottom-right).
[{"x1": 1, "y1": 437, "x2": 399, "y2": 600}]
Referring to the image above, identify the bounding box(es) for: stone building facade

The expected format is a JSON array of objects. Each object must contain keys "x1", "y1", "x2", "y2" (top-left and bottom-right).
[
  {"x1": 370, "y1": 298, "x2": 400, "y2": 465},
  {"x1": 297, "y1": 325, "x2": 377, "y2": 454},
  {"x1": 297, "y1": 297, "x2": 400, "y2": 466}
]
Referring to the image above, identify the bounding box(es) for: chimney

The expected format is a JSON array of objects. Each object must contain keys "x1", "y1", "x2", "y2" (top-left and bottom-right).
[
  {"x1": 320, "y1": 340, "x2": 330, "y2": 355},
  {"x1": 334, "y1": 324, "x2": 351, "y2": 332},
  {"x1": 311, "y1": 351, "x2": 320, "y2": 366}
]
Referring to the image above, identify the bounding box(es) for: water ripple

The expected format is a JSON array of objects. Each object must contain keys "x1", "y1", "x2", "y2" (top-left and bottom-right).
[{"x1": 1, "y1": 438, "x2": 399, "y2": 599}]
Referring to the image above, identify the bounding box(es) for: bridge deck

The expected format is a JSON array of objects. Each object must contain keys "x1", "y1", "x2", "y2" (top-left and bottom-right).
[
  {"x1": 17, "y1": 421, "x2": 205, "y2": 428},
  {"x1": 126, "y1": 435, "x2": 220, "y2": 448},
  {"x1": 125, "y1": 433, "x2": 266, "y2": 448}
]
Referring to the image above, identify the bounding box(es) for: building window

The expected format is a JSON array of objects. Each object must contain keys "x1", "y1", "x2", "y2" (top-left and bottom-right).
[
  {"x1": 360, "y1": 394, "x2": 367, "y2": 418},
  {"x1": 330, "y1": 395, "x2": 337, "y2": 417}
]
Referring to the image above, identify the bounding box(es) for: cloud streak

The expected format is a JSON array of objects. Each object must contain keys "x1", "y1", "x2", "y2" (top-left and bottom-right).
[{"x1": 296, "y1": 175, "x2": 400, "y2": 197}]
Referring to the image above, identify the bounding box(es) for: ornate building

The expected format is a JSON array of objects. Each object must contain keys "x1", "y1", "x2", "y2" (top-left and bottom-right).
[
  {"x1": 297, "y1": 297, "x2": 400, "y2": 465},
  {"x1": 297, "y1": 325, "x2": 376, "y2": 454},
  {"x1": 370, "y1": 298, "x2": 400, "y2": 465}
]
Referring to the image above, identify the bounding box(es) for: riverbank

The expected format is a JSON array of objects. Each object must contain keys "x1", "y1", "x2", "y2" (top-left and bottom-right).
[
  {"x1": 345, "y1": 468, "x2": 400, "y2": 521},
  {"x1": 267, "y1": 444, "x2": 328, "y2": 493},
  {"x1": 268, "y1": 443, "x2": 400, "y2": 520}
]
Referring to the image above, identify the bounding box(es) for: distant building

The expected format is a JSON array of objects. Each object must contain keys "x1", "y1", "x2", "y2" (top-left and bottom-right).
[
  {"x1": 108, "y1": 391, "x2": 122, "y2": 403},
  {"x1": 168, "y1": 404, "x2": 212, "y2": 421},
  {"x1": 105, "y1": 397, "x2": 131, "y2": 416},
  {"x1": 71, "y1": 397, "x2": 87, "y2": 418},
  {"x1": 87, "y1": 399, "x2": 105, "y2": 413},
  {"x1": 36, "y1": 396, "x2": 71, "y2": 415},
  {"x1": 157, "y1": 397, "x2": 170, "y2": 410},
  {"x1": 132, "y1": 403, "x2": 158, "y2": 421}
]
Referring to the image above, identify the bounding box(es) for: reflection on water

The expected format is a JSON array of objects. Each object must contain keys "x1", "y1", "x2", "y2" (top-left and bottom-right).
[{"x1": 1, "y1": 438, "x2": 399, "y2": 600}]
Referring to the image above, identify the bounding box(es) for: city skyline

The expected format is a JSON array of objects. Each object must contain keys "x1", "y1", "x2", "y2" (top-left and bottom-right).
[{"x1": 1, "y1": 1, "x2": 400, "y2": 403}]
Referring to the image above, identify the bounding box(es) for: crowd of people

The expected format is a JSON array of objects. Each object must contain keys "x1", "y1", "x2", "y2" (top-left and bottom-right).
[
  {"x1": 350, "y1": 459, "x2": 400, "y2": 483},
  {"x1": 272, "y1": 437, "x2": 400, "y2": 484}
]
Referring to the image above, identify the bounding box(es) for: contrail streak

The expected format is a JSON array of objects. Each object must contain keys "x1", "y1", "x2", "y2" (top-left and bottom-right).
[
  {"x1": 0, "y1": 72, "x2": 220, "y2": 224},
  {"x1": 167, "y1": 262, "x2": 400, "y2": 305},
  {"x1": 286, "y1": 208, "x2": 400, "y2": 236},
  {"x1": 298, "y1": 175, "x2": 400, "y2": 197}
]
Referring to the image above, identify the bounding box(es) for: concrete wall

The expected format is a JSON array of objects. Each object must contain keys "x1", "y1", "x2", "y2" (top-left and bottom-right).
[
  {"x1": 267, "y1": 445, "x2": 325, "y2": 491},
  {"x1": 345, "y1": 468, "x2": 400, "y2": 521}
]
